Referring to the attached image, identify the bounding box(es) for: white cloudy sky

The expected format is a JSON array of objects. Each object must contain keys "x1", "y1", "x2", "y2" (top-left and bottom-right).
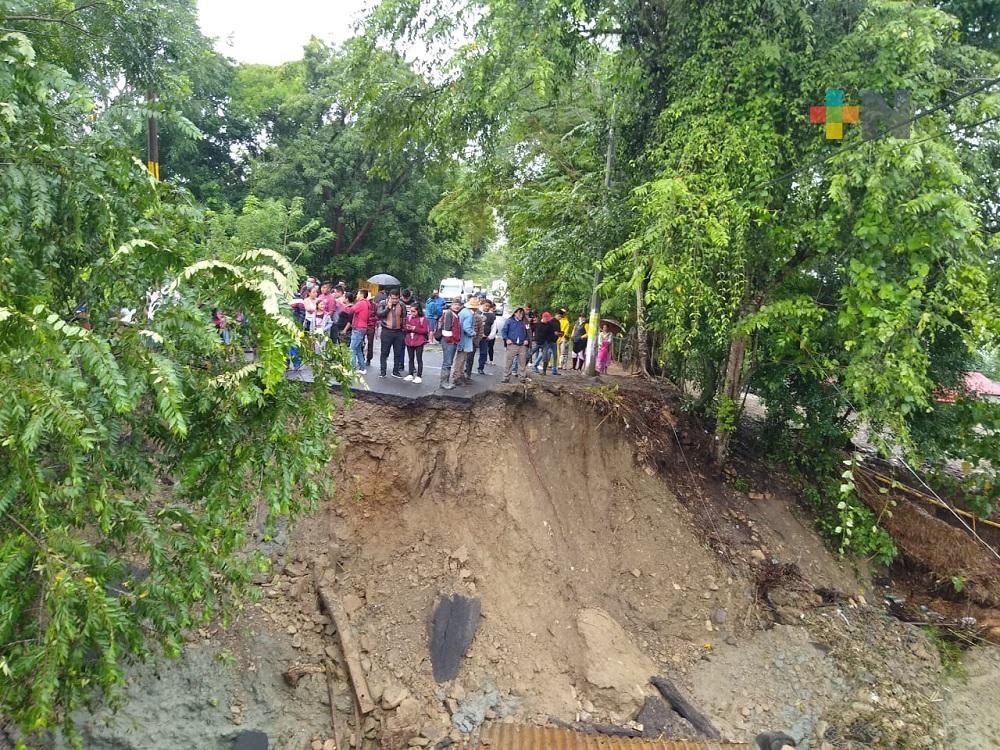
[{"x1": 197, "y1": 0, "x2": 375, "y2": 65}]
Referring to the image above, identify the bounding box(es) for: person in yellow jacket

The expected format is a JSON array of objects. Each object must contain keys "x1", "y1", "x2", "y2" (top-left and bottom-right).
[{"x1": 556, "y1": 309, "x2": 572, "y2": 371}]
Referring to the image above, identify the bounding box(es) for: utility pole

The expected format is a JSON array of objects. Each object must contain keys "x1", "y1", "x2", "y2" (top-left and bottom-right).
[
  {"x1": 146, "y1": 89, "x2": 159, "y2": 181},
  {"x1": 583, "y1": 113, "x2": 615, "y2": 376}
]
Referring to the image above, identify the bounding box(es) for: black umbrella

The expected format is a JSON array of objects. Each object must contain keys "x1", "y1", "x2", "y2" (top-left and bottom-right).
[{"x1": 367, "y1": 273, "x2": 402, "y2": 286}]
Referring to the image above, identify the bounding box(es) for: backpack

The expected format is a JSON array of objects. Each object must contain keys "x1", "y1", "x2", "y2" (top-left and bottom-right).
[
  {"x1": 482, "y1": 311, "x2": 496, "y2": 338},
  {"x1": 437, "y1": 310, "x2": 460, "y2": 341}
]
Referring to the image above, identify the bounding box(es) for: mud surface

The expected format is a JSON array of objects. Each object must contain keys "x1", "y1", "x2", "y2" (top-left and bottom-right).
[{"x1": 55, "y1": 383, "x2": 1000, "y2": 750}]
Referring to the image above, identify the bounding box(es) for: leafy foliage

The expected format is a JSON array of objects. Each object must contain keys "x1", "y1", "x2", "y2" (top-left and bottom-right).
[
  {"x1": 240, "y1": 39, "x2": 480, "y2": 291},
  {"x1": 358, "y1": 0, "x2": 1000, "y2": 556},
  {"x1": 0, "y1": 31, "x2": 350, "y2": 742}
]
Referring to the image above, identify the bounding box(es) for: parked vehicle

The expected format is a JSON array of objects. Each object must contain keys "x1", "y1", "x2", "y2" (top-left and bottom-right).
[
  {"x1": 439, "y1": 277, "x2": 477, "y2": 300},
  {"x1": 439, "y1": 277, "x2": 464, "y2": 300}
]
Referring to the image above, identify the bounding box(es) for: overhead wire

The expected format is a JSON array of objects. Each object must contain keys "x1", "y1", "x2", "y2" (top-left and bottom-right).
[{"x1": 797, "y1": 347, "x2": 1000, "y2": 564}]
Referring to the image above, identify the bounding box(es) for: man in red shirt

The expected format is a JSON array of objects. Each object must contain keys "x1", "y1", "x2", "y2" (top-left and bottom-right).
[
  {"x1": 343, "y1": 289, "x2": 372, "y2": 375},
  {"x1": 319, "y1": 283, "x2": 336, "y2": 319}
]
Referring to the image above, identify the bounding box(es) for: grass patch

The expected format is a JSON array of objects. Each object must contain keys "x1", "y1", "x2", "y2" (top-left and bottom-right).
[{"x1": 923, "y1": 626, "x2": 967, "y2": 678}]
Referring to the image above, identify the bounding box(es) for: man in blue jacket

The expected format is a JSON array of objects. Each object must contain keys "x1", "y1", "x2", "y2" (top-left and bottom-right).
[
  {"x1": 424, "y1": 290, "x2": 444, "y2": 344},
  {"x1": 451, "y1": 299, "x2": 477, "y2": 387},
  {"x1": 500, "y1": 307, "x2": 530, "y2": 383}
]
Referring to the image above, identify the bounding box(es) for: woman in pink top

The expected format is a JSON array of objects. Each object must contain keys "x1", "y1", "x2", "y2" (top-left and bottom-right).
[
  {"x1": 403, "y1": 303, "x2": 430, "y2": 383},
  {"x1": 303, "y1": 287, "x2": 319, "y2": 331}
]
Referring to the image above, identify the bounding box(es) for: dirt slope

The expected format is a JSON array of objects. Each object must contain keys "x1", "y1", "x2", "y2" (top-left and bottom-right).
[{"x1": 55, "y1": 384, "x2": 998, "y2": 750}]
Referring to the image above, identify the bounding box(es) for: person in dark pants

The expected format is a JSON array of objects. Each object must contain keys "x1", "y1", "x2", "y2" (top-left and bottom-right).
[
  {"x1": 477, "y1": 299, "x2": 497, "y2": 374},
  {"x1": 362, "y1": 290, "x2": 377, "y2": 367},
  {"x1": 463, "y1": 297, "x2": 484, "y2": 380},
  {"x1": 376, "y1": 290, "x2": 406, "y2": 378},
  {"x1": 403, "y1": 303, "x2": 429, "y2": 383}
]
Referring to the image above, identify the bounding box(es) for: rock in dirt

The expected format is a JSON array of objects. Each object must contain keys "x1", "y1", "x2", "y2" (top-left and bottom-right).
[
  {"x1": 429, "y1": 594, "x2": 481, "y2": 683},
  {"x1": 756, "y1": 731, "x2": 798, "y2": 750},
  {"x1": 385, "y1": 697, "x2": 424, "y2": 739},
  {"x1": 450, "y1": 683, "x2": 505, "y2": 733},
  {"x1": 342, "y1": 593, "x2": 365, "y2": 614},
  {"x1": 233, "y1": 730, "x2": 268, "y2": 749},
  {"x1": 576, "y1": 608, "x2": 655, "y2": 712},
  {"x1": 382, "y1": 684, "x2": 411, "y2": 710},
  {"x1": 635, "y1": 695, "x2": 695, "y2": 738},
  {"x1": 284, "y1": 561, "x2": 308, "y2": 578}
]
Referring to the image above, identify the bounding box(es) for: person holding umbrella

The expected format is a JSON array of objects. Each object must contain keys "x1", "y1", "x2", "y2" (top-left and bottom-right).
[{"x1": 596, "y1": 322, "x2": 614, "y2": 374}]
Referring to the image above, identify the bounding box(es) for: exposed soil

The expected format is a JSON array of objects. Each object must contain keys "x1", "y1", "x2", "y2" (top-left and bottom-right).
[{"x1": 55, "y1": 381, "x2": 1000, "y2": 750}]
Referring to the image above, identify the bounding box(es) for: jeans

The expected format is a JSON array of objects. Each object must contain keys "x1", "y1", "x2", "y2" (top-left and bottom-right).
[
  {"x1": 441, "y1": 341, "x2": 457, "y2": 371},
  {"x1": 350, "y1": 329, "x2": 366, "y2": 371},
  {"x1": 380, "y1": 328, "x2": 404, "y2": 375},
  {"x1": 540, "y1": 341, "x2": 559, "y2": 373},
  {"x1": 477, "y1": 338, "x2": 491, "y2": 372},
  {"x1": 529, "y1": 342, "x2": 543, "y2": 367}
]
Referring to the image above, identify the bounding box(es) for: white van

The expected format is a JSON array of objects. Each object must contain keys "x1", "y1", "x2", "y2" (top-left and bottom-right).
[{"x1": 439, "y1": 277, "x2": 464, "y2": 300}]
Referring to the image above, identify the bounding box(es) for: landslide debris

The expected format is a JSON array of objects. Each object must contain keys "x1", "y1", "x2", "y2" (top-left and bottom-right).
[{"x1": 55, "y1": 383, "x2": 998, "y2": 750}]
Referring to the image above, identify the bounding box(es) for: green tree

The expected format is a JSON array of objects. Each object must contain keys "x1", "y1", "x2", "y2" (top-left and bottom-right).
[
  {"x1": 351, "y1": 1, "x2": 623, "y2": 310},
  {"x1": 358, "y1": 0, "x2": 1000, "y2": 550},
  {"x1": 0, "y1": 31, "x2": 350, "y2": 743},
  {"x1": 237, "y1": 39, "x2": 478, "y2": 290},
  {"x1": 207, "y1": 195, "x2": 334, "y2": 267}
]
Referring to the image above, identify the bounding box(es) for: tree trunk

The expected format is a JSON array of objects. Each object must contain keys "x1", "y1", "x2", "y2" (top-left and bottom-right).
[
  {"x1": 713, "y1": 334, "x2": 747, "y2": 466},
  {"x1": 585, "y1": 113, "x2": 616, "y2": 377},
  {"x1": 146, "y1": 89, "x2": 159, "y2": 181},
  {"x1": 334, "y1": 209, "x2": 344, "y2": 255},
  {"x1": 324, "y1": 189, "x2": 344, "y2": 255},
  {"x1": 583, "y1": 264, "x2": 603, "y2": 376},
  {"x1": 634, "y1": 251, "x2": 650, "y2": 376}
]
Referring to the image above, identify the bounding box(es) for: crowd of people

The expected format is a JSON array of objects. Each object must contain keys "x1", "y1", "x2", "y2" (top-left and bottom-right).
[{"x1": 278, "y1": 277, "x2": 616, "y2": 388}]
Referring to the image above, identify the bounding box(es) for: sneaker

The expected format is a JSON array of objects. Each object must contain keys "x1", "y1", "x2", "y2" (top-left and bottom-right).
[
  {"x1": 359, "y1": 369, "x2": 367, "y2": 375},
  {"x1": 477, "y1": 370, "x2": 485, "y2": 375},
  {"x1": 390, "y1": 372, "x2": 403, "y2": 379},
  {"x1": 501, "y1": 377, "x2": 510, "y2": 383},
  {"x1": 413, "y1": 376, "x2": 422, "y2": 384},
  {"x1": 379, "y1": 373, "x2": 386, "y2": 378},
  {"x1": 533, "y1": 367, "x2": 541, "y2": 374},
  {"x1": 552, "y1": 371, "x2": 560, "y2": 376},
  {"x1": 403, "y1": 374, "x2": 414, "y2": 382}
]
